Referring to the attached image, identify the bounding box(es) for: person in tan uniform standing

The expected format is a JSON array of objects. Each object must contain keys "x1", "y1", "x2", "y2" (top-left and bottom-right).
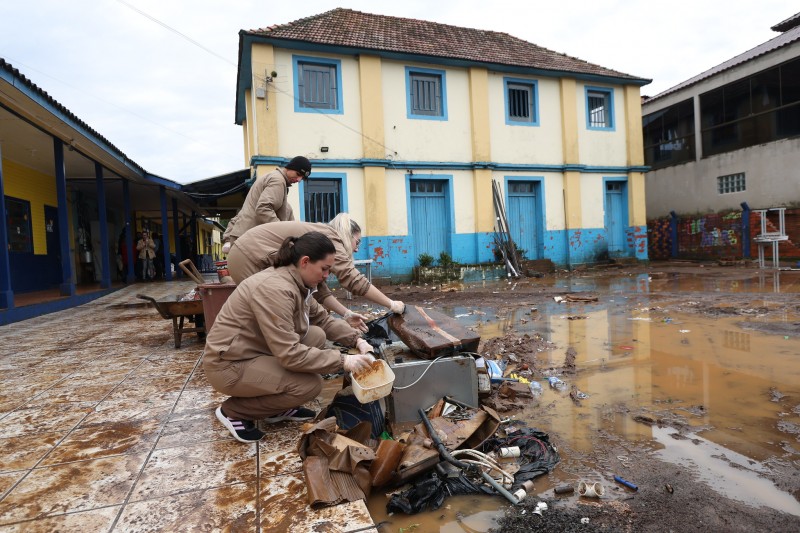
[
  {"x1": 221, "y1": 156, "x2": 311, "y2": 253},
  {"x1": 226, "y1": 213, "x2": 405, "y2": 331},
  {"x1": 203, "y1": 231, "x2": 375, "y2": 443}
]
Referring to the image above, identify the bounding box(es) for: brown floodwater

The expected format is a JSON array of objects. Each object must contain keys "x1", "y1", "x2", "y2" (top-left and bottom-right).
[{"x1": 366, "y1": 275, "x2": 800, "y2": 530}]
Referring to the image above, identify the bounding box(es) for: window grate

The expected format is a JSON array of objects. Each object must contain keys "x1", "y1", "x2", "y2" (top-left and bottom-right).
[{"x1": 304, "y1": 179, "x2": 341, "y2": 222}]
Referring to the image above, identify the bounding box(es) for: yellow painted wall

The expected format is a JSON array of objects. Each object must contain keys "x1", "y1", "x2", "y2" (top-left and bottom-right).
[
  {"x1": 1, "y1": 158, "x2": 58, "y2": 255},
  {"x1": 251, "y1": 44, "x2": 279, "y2": 157},
  {"x1": 358, "y1": 55, "x2": 388, "y2": 236}
]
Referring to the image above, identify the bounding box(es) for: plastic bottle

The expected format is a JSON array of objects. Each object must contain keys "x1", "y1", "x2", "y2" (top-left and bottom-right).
[
  {"x1": 529, "y1": 381, "x2": 543, "y2": 396},
  {"x1": 548, "y1": 376, "x2": 567, "y2": 391}
]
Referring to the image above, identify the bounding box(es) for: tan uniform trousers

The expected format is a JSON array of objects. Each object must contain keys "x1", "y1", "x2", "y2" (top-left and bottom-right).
[
  {"x1": 226, "y1": 244, "x2": 261, "y2": 285},
  {"x1": 203, "y1": 325, "x2": 327, "y2": 420}
]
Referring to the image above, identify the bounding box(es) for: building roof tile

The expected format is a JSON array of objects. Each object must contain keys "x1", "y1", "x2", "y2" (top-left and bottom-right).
[{"x1": 244, "y1": 8, "x2": 646, "y2": 82}]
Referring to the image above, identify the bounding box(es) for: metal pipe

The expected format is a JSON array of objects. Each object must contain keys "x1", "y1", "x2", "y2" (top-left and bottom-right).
[
  {"x1": 480, "y1": 471, "x2": 521, "y2": 505},
  {"x1": 418, "y1": 408, "x2": 471, "y2": 470}
]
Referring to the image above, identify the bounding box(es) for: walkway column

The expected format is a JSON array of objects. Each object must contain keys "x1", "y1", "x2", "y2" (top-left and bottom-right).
[
  {"x1": 0, "y1": 145, "x2": 14, "y2": 308},
  {"x1": 172, "y1": 198, "x2": 182, "y2": 279},
  {"x1": 54, "y1": 138, "x2": 76, "y2": 296},
  {"x1": 159, "y1": 186, "x2": 172, "y2": 281},
  {"x1": 94, "y1": 162, "x2": 111, "y2": 288}
]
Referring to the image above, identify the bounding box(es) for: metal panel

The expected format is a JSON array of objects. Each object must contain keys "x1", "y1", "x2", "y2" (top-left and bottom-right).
[
  {"x1": 508, "y1": 182, "x2": 539, "y2": 259},
  {"x1": 410, "y1": 180, "x2": 448, "y2": 259},
  {"x1": 381, "y1": 342, "x2": 479, "y2": 424}
]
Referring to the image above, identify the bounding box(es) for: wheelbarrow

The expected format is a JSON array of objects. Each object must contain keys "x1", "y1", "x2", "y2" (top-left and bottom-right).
[{"x1": 137, "y1": 293, "x2": 205, "y2": 348}]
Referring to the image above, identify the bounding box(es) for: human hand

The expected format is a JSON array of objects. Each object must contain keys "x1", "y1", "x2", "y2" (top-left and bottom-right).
[
  {"x1": 355, "y1": 337, "x2": 372, "y2": 355},
  {"x1": 222, "y1": 242, "x2": 231, "y2": 254},
  {"x1": 389, "y1": 300, "x2": 406, "y2": 314},
  {"x1": 344, "y1": 310, "x2": 368, "y2": 333},
  {"x1": 343, "y1": 352, "x2": 375, "y2": 374}
]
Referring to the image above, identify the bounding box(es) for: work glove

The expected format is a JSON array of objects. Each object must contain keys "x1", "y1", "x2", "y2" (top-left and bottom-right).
[
  {"x1": 222, "y1": 242, "x2": 232, "y2": 254},
  {"x1": 389, "y1": 300, "x2": 406, "y2": 314},
  {"x1": 343, "y1": 351, "x2": 375, "y2": 374},
  {"x1": 343, "y1": 310, "x2": 369, "y2": 333}
]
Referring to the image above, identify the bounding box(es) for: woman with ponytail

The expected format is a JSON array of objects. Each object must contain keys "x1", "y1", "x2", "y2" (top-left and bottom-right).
[
  {"x1": 203, "y1": 231, "x2": 375, "y2": 443},
  {"x1": 226, "y1": 213, "x2": 405, "y2": 331}
]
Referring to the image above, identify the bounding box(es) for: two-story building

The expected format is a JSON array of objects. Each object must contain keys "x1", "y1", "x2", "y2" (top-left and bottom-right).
[
  {"x1": 235, "y1": 8, "x2": 651, "y2": 277},
  {"x1": 642, "y1": 13, "x2": 800, "y2": 218}
]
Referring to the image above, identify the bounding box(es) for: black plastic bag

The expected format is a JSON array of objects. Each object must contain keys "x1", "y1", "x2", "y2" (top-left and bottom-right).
[
  {"x1": 482, "y1": 427, "x2": 560, "y2": 487},
  {"x1": 386, "y1": 469, "x2": 494, "y2": 515}
]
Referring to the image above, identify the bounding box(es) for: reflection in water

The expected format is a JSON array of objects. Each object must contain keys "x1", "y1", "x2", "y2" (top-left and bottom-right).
[
  {"x1": 368, "y1": 283, "x2": 800, "y2": 530},
  {"x1": 652, "y1": 426, "x2": 800, "y2": 516}
]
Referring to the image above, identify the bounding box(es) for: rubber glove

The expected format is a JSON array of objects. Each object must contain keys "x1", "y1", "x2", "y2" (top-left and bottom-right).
[
  {"x1": 389, "y1": 300, "x2": 406, "y2": 314},
  {"x1": 343, "y1": 352, "x2": 375, "y2": 374},
  {"x1": 222, "y1": 241, "x2": 232, "y2": 254},
  {"x1": 355, "y1": 337, "x2": 373, "y2": 355},
  {"x1": 344, "y1": 310, "x2": 369, "y2": 333}
]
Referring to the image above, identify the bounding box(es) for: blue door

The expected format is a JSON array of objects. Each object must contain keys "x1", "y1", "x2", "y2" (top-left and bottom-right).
[
  {"x1": 604, "y1": 181, "x2": 627, "y2": 255},
  {"x1": 410, "y1": 180, "x2": 448, "y2": 261},
  {"x1": 508, "y1": 181, "x2": 540, "y2": 259}
]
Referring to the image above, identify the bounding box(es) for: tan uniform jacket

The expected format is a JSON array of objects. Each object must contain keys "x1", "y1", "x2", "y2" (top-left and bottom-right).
[
  {"x1": 229, "y1": 221, "x2": 371, "y2": 302},
  {"x1": 204, "y1": 265, "x2": 358, "y2": 374},
  {"x1": 136, "y1": 237, "x2": 156, "y2": 260},
  {"x1": 223, "y1": 168, "x2": 295, "y2": 242}
]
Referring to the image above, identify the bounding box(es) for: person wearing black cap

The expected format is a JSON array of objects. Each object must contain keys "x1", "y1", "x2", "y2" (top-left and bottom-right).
[{"x1": 222, "y1": 156, "x2": 311, "y2": 253}]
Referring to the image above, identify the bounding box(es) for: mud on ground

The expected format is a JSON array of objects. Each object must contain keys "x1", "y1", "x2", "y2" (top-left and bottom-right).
[{"x1": 368, "y1": 262, "x2": 800, "y2": 531}]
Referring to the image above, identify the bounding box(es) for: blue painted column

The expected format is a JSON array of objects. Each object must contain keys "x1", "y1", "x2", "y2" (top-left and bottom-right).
[
  {"x1": 172, "y1": 198, "x2": 182, "y2": 279},
  {"x1": 94, "y1": 162, "x2": 111, "y2": 288},
  {"x1": 123, "y1": 179, "x2": 135, "y2": 283},
  {"x1": 669, "y1": 210, "x2": 679, "y2": 259},
  {"x1": 740, "y1": 202, "x2": 751, "y2": 259},
  {"x1": 190, "y1": 211, "x2": 198, "y2": 268},
  {"x1": 159, "y1": 186, "x2": 172, "y2": 281},
  {"x1": 0, "y1": 145, "x2": 14, "y2": 309},
  {"x1": 54, "y1": 138, "x2": 76, "y2": 296}
]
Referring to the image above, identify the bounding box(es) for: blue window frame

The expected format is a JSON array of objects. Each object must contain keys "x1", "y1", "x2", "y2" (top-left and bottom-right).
[
  {"x1": 293, "y1": 55, "x2": 343, "y2": 114},
  {"x1": 405, "y1": 67, "x2": 448, "y2": 120},
  {"x1": 585, "y1": 86, "x2": 615, "y2": 130},
  {"x1": 504, "y1": 77, "x2": 539, "y2": 126}
]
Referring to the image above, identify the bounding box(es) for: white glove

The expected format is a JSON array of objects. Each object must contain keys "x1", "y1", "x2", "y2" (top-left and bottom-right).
[
  {"x1": 343, "y1": 310, "x2": 368, "y2": 333},
  {"x1": 222, "y1": 241, "x2": 232, "y2": 254},
  {"x1": 389, "y1": 300, "x2": 406, "y2": 314},
  {"x1": 355, "y1": 337, "x2": 372, "y2": 354},
  {"x1": 343, "y1": 352, "x2": 375, "y2": 374}
]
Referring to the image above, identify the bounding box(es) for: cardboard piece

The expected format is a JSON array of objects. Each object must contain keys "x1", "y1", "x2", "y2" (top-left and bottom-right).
[{"x1": 298, "y1": 417, "x2": 376, "y2": 508}]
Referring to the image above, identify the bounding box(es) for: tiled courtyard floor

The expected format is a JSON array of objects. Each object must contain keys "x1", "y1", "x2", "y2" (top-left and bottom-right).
[{"x1": 0, "y1": 281, "x2": 376, "y2": 532}]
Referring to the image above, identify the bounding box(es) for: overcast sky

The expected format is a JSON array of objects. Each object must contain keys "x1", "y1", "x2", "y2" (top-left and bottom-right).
[{"x1": 1, "y1": 1, "x2": 795, "y2": 183}]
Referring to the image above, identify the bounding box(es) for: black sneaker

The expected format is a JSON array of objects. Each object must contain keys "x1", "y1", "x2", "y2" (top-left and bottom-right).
[
  {"x1": 263, "y1": 407, "x2": 317, "y2": 423},
  {"x1": 216, "y1": 406, "x2": 265, "y2": 443}
]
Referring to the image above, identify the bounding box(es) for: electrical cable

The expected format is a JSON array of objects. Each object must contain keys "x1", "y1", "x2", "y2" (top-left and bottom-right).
[
  {"x1": 391, "y1": 355, "x2": 444, "y2": 390},
  {"x1": 116, "y1": 0, "x2": 401, "y2": 160}
]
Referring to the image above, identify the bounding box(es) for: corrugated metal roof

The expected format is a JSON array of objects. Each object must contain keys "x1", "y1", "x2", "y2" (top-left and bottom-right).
[
  {"x1": 0, "y1": 57, "x2": 148, "y2": 178},
  {"x1": 244, "y1": 8, "x2": 648, "y2": 82},
  {"x1": 771, "y1": 12, "x2": 800, "y2": 33},
  {"x1": 645, "y1": 24, "x2": 800, "y2": 103}
]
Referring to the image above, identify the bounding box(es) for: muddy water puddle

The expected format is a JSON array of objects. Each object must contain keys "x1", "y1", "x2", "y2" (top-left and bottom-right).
[{"x1": 366, "y1": 295, "x2": 800, "y2": 530}]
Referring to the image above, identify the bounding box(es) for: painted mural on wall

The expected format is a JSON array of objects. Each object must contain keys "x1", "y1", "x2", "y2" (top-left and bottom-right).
[{"x1": 647, "y1": 208, "x2": 800, "y2": 261}]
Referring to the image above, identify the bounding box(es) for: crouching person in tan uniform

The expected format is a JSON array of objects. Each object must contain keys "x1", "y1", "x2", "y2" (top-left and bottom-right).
[{"x1": 203, "y1": 231, "x2": 375, "y2": 443}]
